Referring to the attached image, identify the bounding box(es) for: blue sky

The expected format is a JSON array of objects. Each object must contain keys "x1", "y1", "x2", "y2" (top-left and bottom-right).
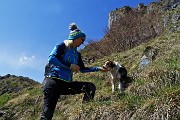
[{"x1": 0, "y1": 0, "x2": 157, "y2": 83}]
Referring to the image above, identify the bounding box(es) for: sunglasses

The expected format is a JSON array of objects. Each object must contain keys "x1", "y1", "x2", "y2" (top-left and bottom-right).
[{"x1": 81, "y1": 37, "x2": 85, "y2": 42}]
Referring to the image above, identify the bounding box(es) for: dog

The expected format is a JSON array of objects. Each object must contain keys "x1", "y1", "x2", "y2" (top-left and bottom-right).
[{"x1": 103, "y1": 60, "x2": 128, "y2": 93}]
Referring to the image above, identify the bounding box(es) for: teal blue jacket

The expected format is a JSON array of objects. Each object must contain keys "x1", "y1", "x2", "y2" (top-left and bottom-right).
[{"x1": 48, "y1": 42, "x2": 99, "y2": 81}]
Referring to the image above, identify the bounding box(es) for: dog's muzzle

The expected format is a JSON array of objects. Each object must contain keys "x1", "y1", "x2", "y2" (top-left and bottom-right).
[{"x1": 103, "y1": 65, "x2": 107, "y2": 70}]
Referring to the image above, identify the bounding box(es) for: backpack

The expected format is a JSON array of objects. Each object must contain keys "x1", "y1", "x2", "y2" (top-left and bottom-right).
[{"x1": 44, "y1": 43, "x2": 67, "y2": 78}]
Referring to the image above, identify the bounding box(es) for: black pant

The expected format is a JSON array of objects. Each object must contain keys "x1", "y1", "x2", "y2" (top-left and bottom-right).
[{"x1": 40, "y1": 78, "x2": 96, "y2": 120}]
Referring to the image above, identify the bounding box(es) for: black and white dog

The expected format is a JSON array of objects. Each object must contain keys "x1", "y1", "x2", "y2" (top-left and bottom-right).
[{"x1": 103, "y1": 60, "x2": 127, "y2": 93}]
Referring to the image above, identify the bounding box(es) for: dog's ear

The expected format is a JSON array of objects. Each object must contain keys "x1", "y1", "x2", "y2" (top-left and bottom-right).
[{"x1": 110, "y1": 61, "x2": 115, "y2": 68}]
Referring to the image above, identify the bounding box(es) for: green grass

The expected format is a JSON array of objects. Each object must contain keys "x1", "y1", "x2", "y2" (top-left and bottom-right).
[
  {"x1": 1, "y1": 31, "x2": 177, "y2": 120},
  {"x1": 27, "y1": 87, "x2": 43, "y2": 96},
  {"x1": 0, "y1": 93, "x2": 11, "y2": 107}
]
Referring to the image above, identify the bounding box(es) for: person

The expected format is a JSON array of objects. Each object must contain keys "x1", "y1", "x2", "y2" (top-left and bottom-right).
[{"x1": 40, "y1": 23, "x2": 107, "y2": 120}]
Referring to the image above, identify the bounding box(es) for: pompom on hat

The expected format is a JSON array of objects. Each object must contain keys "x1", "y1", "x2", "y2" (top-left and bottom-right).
[{"x1": 68, "y1": 23, "x2": 86, "y2": 40}]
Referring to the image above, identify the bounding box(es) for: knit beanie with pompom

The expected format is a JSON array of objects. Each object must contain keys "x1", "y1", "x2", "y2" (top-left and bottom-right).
[{"x1": 68, "y1": 23, "x2": 86, "y2": 40}]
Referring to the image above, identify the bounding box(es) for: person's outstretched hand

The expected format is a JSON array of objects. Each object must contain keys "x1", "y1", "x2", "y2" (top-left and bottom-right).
[{"x1": 98, "y1": 67, "x2": 108, "y2": 72}]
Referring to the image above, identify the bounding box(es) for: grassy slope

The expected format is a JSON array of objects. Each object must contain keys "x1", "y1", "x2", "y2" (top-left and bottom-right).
[
  {"x1": 0, "y1": 33, "x2": 179, "y2": 120},
  {"x1": 55, "y1": 32, "x2": 179, "y2": 120}
]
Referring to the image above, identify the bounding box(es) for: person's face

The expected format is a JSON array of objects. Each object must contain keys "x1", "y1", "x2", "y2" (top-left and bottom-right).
[{"x1": 73, "y1": 37, "x2": 85, "y2": 48}]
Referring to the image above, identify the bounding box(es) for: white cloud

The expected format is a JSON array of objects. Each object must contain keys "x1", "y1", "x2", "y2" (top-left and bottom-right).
[
  {"x1": 0, "y1": 44, "x2": 47, "y2": 80},
  {"x1": 19, "y1": 54, "x2": 35, "y2": 65},
  {"x1": 0, "y1": 51, "x2": 45, "y2": 70},
  {"x1": 17, "y1": 53, "x2": 45, "y2": 71},
  {"x1": 0, "y1": 52, "x2": 45, "y2": 82},
  {"x1": 17, "y1": 53, "x2": 46, "y2": 72}
]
